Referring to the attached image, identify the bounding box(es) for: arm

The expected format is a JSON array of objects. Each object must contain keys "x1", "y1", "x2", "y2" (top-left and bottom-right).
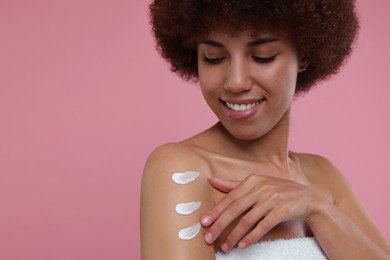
[
  {"x1": 140, "y1": 143, "x2": 216, "y2": 260},
  {"x1": 305, "y1": 156, "x2": 390, "y2": 259}
]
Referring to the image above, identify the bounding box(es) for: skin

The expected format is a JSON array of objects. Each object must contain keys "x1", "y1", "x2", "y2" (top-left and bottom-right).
[{"x1": 140, "y1": 30, "x2": 390, "y2": 259}]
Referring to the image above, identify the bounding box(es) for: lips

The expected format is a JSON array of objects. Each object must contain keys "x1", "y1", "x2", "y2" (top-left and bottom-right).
[
  {"x1": 223, "y1": 98, "x2": 265, "y2": 110},
  {"x1": 221, "y1": 98, "x2": 265, "y2": 120},
  {"x1": 225, "y1": 100, "x2": 259, "y2": 111}
]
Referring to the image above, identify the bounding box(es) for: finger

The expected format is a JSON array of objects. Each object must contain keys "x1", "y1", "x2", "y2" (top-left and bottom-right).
[
  {"x1": 238, "y1": 206, "x2": 288, "y2": 249},
  {"x1": 209, "y1": 177, "x2": 240, "y2": 193},
  {"x1": 201, "y1": 180, "x2": 250, "y2": 227},
  {"x1": 204, "y1": 190, "x2": 267, "y2": 245},
  {"x1": 220, "y1": 200, "x2": 272, "y2": 252}
]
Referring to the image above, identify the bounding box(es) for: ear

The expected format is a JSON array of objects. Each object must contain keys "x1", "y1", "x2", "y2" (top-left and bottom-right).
[{"x1": 298, "y1": 54, "x2": 309, "y2": 73}]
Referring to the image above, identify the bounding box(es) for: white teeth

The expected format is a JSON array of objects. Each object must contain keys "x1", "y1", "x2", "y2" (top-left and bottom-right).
[{"x1": 226, "y1": 101, "x2": 261, "y2": 111}]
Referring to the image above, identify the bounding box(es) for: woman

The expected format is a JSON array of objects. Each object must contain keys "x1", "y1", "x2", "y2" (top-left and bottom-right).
[{"x1": 141, "y1": 0, "x2": 390, "y2": 259}]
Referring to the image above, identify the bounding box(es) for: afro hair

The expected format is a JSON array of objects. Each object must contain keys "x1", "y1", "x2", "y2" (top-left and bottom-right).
[{"x1": 150, "y1": 0, "x2": 359, "y2": 94}]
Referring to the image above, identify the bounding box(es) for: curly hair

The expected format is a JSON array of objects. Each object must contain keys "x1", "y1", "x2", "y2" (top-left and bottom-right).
[{"x1": 149, "y1": 0, "x2": 359, "y2": 94}]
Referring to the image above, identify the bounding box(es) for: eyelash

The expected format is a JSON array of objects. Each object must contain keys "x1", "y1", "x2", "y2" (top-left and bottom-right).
[
  {"x1": 202, "y1": 55, "x2": 277, "y2": 64},
  {"x1": 252, "y1": 55, "x2": 277, "y2": 63},
  {"x1": 202, "y1": 57, "x2": 225, "y2": 64}
]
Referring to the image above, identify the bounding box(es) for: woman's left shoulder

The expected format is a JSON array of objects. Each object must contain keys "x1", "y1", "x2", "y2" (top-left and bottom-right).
[
  {"x1": 292, "y1": 152, "x2": 343, "y2": 178},
  {"x1": 292, "y1": 152, "x2": 365, "y2": 209},
  {"x1": 291, "y1": 152, "x2": 349, "y2": 199}
]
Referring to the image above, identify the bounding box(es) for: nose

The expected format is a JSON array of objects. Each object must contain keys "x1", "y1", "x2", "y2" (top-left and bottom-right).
[{"x1": 224, "y1": 57, "x2": 253, "y2": 93}]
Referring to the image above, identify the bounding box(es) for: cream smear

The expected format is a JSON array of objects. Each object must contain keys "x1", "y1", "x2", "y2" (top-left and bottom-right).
[
  {"x1": 172, "y1": 171, "x2": 200, "y2": 184},
  {"x1": 178, "y1": 223, "x2": 201, "y2": 240},
  {"x1": 175, "y1": 201, "x2": 201, "y2": 215}
]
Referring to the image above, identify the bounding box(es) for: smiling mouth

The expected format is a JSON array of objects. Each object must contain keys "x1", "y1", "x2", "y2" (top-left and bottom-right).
[{"x1": 225, "y1": 98, "x2": 265, "y2": 111}]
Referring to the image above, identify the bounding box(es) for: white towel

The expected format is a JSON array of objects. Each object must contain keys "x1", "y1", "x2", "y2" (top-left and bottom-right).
[{"x1": 215, "y1": 237, "x2": 327, "y2": 260}]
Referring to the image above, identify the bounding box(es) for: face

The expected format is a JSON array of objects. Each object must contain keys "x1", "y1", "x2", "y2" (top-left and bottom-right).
[{"x1": 197, "y1": 30, "x2": 304, "y2": 140}]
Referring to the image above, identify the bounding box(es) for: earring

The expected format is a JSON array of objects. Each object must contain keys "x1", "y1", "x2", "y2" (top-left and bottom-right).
[{"x1": 299, "y1": 66, "x2": 307, "y2": 73}]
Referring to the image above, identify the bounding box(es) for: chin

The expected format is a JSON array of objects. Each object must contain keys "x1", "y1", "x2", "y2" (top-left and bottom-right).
[
  {"x1": 231, "y1": 132, "x2": 263, "y2": 141},
  {"x1": 224, "y1": 124, "x2": 265, "y2": 141}
]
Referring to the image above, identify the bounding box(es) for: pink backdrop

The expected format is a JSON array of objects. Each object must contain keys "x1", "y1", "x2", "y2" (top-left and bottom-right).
[{"x1": 0, "y1": 1, "x2": 389, "y2": 259}]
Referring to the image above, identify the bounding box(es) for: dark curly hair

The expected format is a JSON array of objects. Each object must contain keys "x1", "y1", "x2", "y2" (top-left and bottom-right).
[{"x1": 149, "y1": 0, "x2": 359, "y2": 94}]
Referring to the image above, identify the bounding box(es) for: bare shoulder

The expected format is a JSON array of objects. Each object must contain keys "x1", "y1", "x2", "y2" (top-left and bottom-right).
[
  {"x1": 142, "y1": 142, "x2": 212, "y2": 194},
  {"x1": 144, "y1": 142, "x2": 207, "y2": 172},
  {"x1": 294, "y1": 152, "x2": 340, "y2": 174},
  {"x1": 293, "y1": 152, "x2": 346, "y2": 194},
  {"x1": 294, "y1": 153, "x2": 345, "y2": 183},
  {"x1": 296, "y1": 152, "x2": 369, "y2": 205},
  {"x1": 141, "y1": 142, "x2": 215, "y2": 259}
]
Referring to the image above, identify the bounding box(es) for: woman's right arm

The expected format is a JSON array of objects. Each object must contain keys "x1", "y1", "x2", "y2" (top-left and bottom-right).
[{"x1": 140, "y1": 143, "x2": 216, "y2": 260}]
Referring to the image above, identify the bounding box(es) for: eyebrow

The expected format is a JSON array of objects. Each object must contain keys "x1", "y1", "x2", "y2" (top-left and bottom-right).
[
  {"x1": 201, "y1": 37, "x2": 278, "y2": 48},
  {"x1": 247, "y1": 37, "x2": 278, "y2": 46},
  {"x1": 201, "y1": 40, "x2": 225, "y2": 47}
]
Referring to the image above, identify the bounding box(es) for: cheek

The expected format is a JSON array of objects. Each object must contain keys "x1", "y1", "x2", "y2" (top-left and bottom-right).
[
  {"x1": 199, "y1": 67, "x2": 224, "y2": 97},
  {"x1": 273, "y1": 60, "x2": 299, "y2": 95},
  {"x1": 198, "y1": 70, "x2": 218, "y2": 110},
  {"x1": 260, "y1": 63, "x2": 297, "y2": 111},
  {"x1": 199, "y1": 72, "x2": 211, "y2": 98}
]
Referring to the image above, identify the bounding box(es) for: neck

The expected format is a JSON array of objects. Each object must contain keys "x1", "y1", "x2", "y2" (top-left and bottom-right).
[{"x1": 217, "y1": 108, "x2": 292, "y2": 168}]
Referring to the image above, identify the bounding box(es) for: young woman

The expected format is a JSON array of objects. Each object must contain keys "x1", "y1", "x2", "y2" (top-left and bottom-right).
[{"x1": 141, "y1": 0, "x2": 390, "y2": 259}]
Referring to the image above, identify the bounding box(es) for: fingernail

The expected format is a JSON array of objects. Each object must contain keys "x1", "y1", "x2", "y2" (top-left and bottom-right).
[
  {"x1": 201, "y1": 216, "x2": 211, "y2": 226},
  {"x1": 238, "y1": 241, "x2": 246, "y2": 249},
  {"x1": 221, "y1": 243, "x2": 229, "y2": 252},
  {"x1": 204, "y1": 232, "x2": 213, "y2": 243}
]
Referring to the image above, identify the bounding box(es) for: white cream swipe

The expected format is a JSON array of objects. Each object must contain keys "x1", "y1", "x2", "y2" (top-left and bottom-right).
[
  {"x1": 172, "y1": 171, "x2": 200, "y2": 184},
  {"x1": 175, "y1": 201, "x2": 201, "y2": 215},
  {"x1": 178, "y1": 223, "x2": 201, "y2": 240}
]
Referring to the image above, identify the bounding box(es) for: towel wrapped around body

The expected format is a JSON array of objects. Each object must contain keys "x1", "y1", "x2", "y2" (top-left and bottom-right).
[{"x1": 215, "y1": 237, "x2": 327, "y2": 260}]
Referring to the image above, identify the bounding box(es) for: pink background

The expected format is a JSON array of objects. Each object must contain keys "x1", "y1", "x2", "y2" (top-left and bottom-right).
[{"x1": 0, "y1": 1, "x2": 389, "y2": 259}]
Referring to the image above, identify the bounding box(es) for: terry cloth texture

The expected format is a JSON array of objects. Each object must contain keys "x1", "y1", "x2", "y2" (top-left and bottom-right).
[{"x1": 216, "y1": 237, "x2": 327, "y2": 260}]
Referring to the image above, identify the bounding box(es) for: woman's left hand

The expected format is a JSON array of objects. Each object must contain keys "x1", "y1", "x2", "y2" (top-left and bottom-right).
[{"x1": 200, "y1": 175, "x2": 322, "y2": 252}]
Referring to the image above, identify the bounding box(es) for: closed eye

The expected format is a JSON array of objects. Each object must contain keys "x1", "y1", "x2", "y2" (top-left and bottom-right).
[
  {"x1": 203, "y1": 56, "x2": 226, "y2": 64},
  {"x1": 252, "y1": 54, "x2": 277, "y2": 63}
]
